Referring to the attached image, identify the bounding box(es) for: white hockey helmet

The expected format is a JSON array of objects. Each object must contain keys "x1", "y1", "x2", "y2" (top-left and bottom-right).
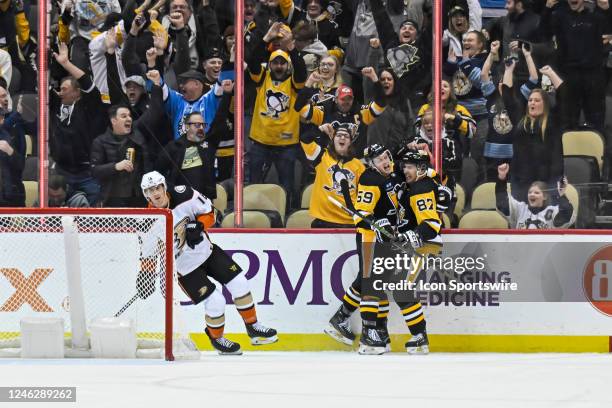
[{"x1": 141, "y1": 171, "x2": 167, "y2": 198}]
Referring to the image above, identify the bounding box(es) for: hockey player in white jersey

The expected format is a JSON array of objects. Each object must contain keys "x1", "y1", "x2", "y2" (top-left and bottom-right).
[
  {"x1": 496, "y1": 164, "x2": 575, "y2": 229},
  {"x1": 139, "y1": 171, "x2": 278, "y2": 354}
]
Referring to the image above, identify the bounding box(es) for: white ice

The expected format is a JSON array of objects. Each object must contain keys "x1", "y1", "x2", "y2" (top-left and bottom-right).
[{"x1": 1, "y1": 352, "x2": 612, "y2": 408}]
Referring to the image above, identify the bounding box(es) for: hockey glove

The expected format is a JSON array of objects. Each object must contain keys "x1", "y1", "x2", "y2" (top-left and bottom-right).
[
  {"x1": 437, "y1": 185, "x2": 453, "y2": 213},
  {"x1": 373, "y1": 218, "x2": 394, "y2": 242},
  {"x1": 185, "y1": 222, "x2": 204, "y2": 249},
  {"x1": 394, "y1": 230, "x2": 423, "y2": 250},
  {"x1": 136, "y1": 270, "x2": 156, "y2": 299}
]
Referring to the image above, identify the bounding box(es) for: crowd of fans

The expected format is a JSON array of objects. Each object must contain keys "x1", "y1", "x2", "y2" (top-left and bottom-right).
[{"x1": 0, "y1": 0, "x2": 611, "y2": 229}]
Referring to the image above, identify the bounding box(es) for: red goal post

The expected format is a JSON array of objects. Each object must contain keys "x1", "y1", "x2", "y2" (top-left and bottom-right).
[{"x1": 0, "y1": 208, "x2": 176, "y2": 361}]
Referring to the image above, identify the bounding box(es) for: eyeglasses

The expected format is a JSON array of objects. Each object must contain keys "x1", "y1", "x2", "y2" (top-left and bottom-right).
[
  {"x1": 319, "y1": 62, "x2": 334, "y2": 68},
  {"x1": 335, "y1": 132, "x2": 351, "y2": 139},
  {"x1": 188, "y1": 122, "x2": 205, "y2": 128}
]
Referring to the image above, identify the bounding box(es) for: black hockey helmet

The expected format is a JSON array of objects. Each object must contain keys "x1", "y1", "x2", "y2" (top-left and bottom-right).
[
  {"x1": 399, "y1": 150, "x2": 430, "y2": 166},
  {"x1": 364, "y1": 143, "x2": 388, "y2": 161}
]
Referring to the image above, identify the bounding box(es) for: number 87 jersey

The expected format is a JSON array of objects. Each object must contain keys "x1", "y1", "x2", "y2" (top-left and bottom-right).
[{"x1": 397, "y1": 176, "x2": 443, "y2": 255}]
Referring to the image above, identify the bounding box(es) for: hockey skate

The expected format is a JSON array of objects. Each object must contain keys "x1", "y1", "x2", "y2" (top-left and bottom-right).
[
  {"x1": 405, "y1": 331, "x2": 429, "y2": 355},
  {"x1": 378, "y1": 326, "x2": 391, "y2": 353},
  {"x1": 358, "y1": 327, "x2": 386, "y2": 355},
  {"x1": 324, "y1": 307, "x2": 355, "y2": 346},
  {"x1": 205, "y1": 328, "x2": 242, "y2": 355},
  {"x1": 246, "y1": 322, "x2": 278, "y2": 345}
]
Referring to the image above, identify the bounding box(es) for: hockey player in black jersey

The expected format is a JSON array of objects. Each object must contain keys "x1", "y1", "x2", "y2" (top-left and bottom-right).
[
  {"x1": 324, "y1": 144, "x2": 402, "y2": 354},
  {"x1": 140, "y1": 171, "x2": 277, "y2": 355},
  {"x1": 392, "y1": 150, "x2": 444, "y2": 354}
]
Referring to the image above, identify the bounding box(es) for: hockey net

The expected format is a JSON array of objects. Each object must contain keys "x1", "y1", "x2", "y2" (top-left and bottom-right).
[{"x1": 0, "y1": 208, "x2": 193, "y2": 360}]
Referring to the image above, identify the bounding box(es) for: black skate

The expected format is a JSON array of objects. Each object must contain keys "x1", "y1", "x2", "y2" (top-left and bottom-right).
[
  {"x1": 405, "y1": 331, "x2": 429, "y2": 355},
  {"x1": 378, "y1": 326, "x2": 391, "y2": 353},
  {"x1": 324, "y1": 307, "x2": 355, "y2": 346},
  {"x1": 246, "y1": 322, "x2": 278, "y2": 345},
  {"x1": 205, "y1": 328, "x2": 242, "y2": 355},
  {"x1": 358, "y1": 327, "x2": 386, "y2": 355}
]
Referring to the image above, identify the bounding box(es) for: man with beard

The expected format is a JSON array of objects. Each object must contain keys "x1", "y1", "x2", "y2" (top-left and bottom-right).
[
  {"x1": 247, "y1": 22, "x2": 306, "y2": 200},
  {"x1": 154, "y1": 85, "x2": 232, "y2": 200}
]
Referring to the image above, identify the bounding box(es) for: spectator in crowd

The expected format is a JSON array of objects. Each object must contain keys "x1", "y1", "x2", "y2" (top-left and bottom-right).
[
  {"x1": 247, "y1": 22, "x2": 306, "y2": 199},
  {"x1": 1, "y1": 0, "x2": 36, "y2": 92},
  {"x1": 296, "y1": 68, "x2": 386, "y2": 155},
  {"x1": 539, "y1": 0, "x2": 611, "y2": 132},
  {"x1": 303, "y1": 0, "x2": 341, "y2": 50},
  {"x1": 90, "y1": 85, "x2": 154, "y2": 206},
  {"x1": 292, "y1": 21, "x2": 329, "y2": 75},
  {"x1": 443, "y1": 5, "x2": 482, "y2": 58},
  {"x1": 155, "y1": 82, "x2": 232, "y2": 199},
  {"x1": 478, "y1": 41, "x2": 518, "y2": 181},
  {"x1": 0, "y1": 106, "x2": 24, "y2": 207},
  {"x1": 506, "y1": 64, "x2": 565, "y2": 200},
  {"x1": 486, "y1": 0, "x2": 541, "y2": 86},
  {"x1": 369, "y1": 0, "x2": 433, "y2": 110},
  {"x1": 162, "y1": 68, "x2": 222, "y2": 140},
  {"x1": 46, "y1": 174, "x2": 90, "y2": 207},
  {"x1": 50, "y1": 42, "x2": 107, "y2": 206},
  {"x1": 301, "y1": 123, "x2": 365, "y2": 227},
  {"x1": 496, "y1": 163, "x2": 575, "y2": 228},
  {"x1": 445, "y1": 29, "x2": 488, "y2": 171},
  {"x1": 414, "y1": 79, "x2": 476, "y2": 180},
  {"x1": 59, "y1": 0, "x2": 122, "y2": 71}
]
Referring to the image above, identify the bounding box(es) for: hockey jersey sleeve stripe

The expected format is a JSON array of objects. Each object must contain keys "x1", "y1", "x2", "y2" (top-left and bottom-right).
[
  {"x1": 300, "y1": 141, "x2": 322, "y2": 162},
  {"x1": 197, "y1": 213, "x2": 215, "y2": 229}
]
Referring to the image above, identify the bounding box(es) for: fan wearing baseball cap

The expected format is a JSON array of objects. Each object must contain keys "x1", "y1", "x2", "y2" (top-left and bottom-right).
[
  {"x1": 295, "y1": 66, "x2": 386, "y2": 154},
  {"x1": 246, "y1": 21, "x2": 307, "y2": 199}
]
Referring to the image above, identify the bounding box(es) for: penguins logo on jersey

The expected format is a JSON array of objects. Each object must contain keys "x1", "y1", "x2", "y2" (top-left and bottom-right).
[
  {"x1": 175, "y1": 185, "x2": 186, "y2": 193},
  {"x1": 453, "y1": 70, "x2": 472, "y2": 96},
  {"x1": 323, "y1": 165, "x2": 356, "y2": 194},
  {"x1": 493, "y1": 110, "x2": 513, "y2": 135},
  {"x1": 262, "y1": 90, "x2": 290, "y2": 118},
  {"x1": 386, "y1": 44, "x2": 420, "y2": 77}
]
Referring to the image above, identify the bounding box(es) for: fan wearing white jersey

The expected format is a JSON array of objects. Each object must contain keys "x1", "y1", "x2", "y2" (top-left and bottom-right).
[
  {"x1": 140, "y1": 171, "x2": 278, "y2": 354},
  {"x1": 496, "y1": 164, "x2": 575, "y2": 229}
]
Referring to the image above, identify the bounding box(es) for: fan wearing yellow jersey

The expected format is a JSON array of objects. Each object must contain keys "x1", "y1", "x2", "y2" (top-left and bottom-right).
[{"x1": 300, "y1": 123, "x2": 366, "y2": 227}]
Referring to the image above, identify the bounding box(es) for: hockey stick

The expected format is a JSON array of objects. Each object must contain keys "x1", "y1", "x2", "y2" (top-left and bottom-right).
[{"x1": 114, "y1": 294, "x2": 139, "y2": 317}]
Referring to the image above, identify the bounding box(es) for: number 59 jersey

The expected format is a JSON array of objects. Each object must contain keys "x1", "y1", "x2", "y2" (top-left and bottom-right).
[{"x1": 354, "y1": 169, "x2": 403, "y2": 239}]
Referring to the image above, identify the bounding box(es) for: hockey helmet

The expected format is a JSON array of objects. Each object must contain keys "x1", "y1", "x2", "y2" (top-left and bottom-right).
[
  {"x1": 141, "y1": 171, "x2": 167, "y2": 198},
  {"x1": 399, "y1": 150, "x2": 430, "y2": 166},
  {"x1": 364, "y1": 143, "x2": 393, "y2": 171}
]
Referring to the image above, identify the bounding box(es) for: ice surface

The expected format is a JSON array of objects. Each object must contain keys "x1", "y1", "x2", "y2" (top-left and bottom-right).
[{"x1": 1, "y1": 352, "x2": 611, "y2": 408}]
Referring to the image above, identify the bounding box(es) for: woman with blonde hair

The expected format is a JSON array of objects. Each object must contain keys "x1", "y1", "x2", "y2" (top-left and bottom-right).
[{"x1": 504, "y1": 64, "x2": 565, "y2": 201}]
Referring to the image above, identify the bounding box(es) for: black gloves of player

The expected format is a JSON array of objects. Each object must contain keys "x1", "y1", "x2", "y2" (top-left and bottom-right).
[
  {"x1": 185, "y1": 222, "x2": 204, "y2": 249},
  {"x1": 374, "y1": 218, "x2": 395, "y2": 242},
  {"x1": 437, "y1": 184, "x2": 453, "y2": 213}
]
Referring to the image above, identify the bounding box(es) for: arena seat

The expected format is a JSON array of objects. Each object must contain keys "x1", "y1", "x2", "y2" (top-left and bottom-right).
[
  {"x1": 470, "y1": 183, "x2": 497, "y2": 210},
  {"x1": 458, "y1": 210, "x2": 509, "y2": 229},
  {"x1": 244, "y1": 184, "x2": 287, "y2": 224},
  {"x1": 221, "y1": 211, "x2": 271, "y2": 228},
  {"x1": 213, "y1": 184, "x2": 228, "y2": 215},
  {"x1": 562, "y1": 130, "x2": 604, "y2": 174},
  {"x1": 23, "y1": 180, "x2": 38, "y2": 207},
  {"x1": 285, "y1": 210, "x2": 314, "y2": 228},
  {"x1": 454, "y1": 183, "x2": 465, "y2": 218},
  {"x1": 300, "y1": 183, "x2": 313, "y2": 209}
]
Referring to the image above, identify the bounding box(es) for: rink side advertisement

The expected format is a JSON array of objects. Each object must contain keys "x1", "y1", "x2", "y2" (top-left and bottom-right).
[
  {"x1": 1, "y1": 230, "x2": 611, "y2": 352},
  {"x1": 206, "y1": 231, "x2": 612, "y2": 352}
]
